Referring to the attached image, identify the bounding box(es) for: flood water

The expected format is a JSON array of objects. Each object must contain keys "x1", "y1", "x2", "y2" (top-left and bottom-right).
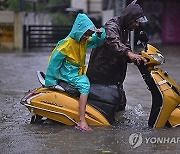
[{"x1": 0, "y1": 44, "x2": 180, "y2": 154}]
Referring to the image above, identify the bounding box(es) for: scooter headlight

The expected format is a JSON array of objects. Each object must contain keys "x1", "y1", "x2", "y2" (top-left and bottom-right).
[{"x1": 150, "y1": 53, "x2": 165, "y2": 64}]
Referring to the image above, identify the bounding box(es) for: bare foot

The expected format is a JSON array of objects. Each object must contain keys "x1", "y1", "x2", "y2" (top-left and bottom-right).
[{"x1": 77, "y1": 120, "x2": 93, "y2": 131}]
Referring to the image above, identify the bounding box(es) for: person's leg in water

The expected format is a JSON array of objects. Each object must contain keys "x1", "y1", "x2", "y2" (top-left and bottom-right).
[
  {"x1": 78, "y1": 94, "x2": 92, "y2": 131},
  {"x1": 69, "y1": 74, "x2": 92, "y2": 131}
]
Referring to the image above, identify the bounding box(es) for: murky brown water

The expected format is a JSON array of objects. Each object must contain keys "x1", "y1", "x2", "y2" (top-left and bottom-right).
[{"x1": 0, "y1": 44, "x2": 180, "y2": 154}]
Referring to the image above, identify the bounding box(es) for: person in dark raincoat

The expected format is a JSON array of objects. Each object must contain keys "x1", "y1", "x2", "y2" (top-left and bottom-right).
[
  {"x1": 87, "y1": 2, "x2": 147, "y2": 111},
  {"x1": 45, "y1": 13, "x2": 106, "y2": 131}
]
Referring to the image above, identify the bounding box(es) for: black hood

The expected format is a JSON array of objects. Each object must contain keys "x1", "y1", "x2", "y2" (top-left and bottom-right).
[{"x1": 120, "y1": 3, "x2": 145, "y2": 28}]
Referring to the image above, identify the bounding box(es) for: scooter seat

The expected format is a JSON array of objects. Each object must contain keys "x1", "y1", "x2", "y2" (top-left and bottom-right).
[
  {"x1": 36, "y1": 71, "x2": 79, "y2": 96},
  {"x1": 58, "y1": 80, "x2": 80, "y2": 97}
]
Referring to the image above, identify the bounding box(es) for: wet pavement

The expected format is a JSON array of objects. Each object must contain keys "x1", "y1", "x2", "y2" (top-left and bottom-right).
[{"x1": 0, "y1": 44, "x2": 180, "y2": 154}]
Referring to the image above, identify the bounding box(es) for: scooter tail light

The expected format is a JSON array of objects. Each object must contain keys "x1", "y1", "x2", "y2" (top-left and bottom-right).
[{"x1": 20, "y1": 90, "x2": 41, "y2": 105}]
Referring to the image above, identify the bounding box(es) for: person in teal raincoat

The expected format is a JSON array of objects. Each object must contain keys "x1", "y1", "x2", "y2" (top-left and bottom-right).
[{"x1": 45, "y1": 13, "x2": 106, "y2": 131}]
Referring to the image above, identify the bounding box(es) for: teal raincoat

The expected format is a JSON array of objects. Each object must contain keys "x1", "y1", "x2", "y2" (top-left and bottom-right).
[{"x1": 45, "y1": 13, "x2": 106, "y2": 94}]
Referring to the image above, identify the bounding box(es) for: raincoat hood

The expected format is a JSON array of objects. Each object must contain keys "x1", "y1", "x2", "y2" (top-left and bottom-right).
[
  {"x1": 120, "y1": 3, "x2": 146, "y2": 28},
  {"x1": 68, "y1": 13, "x2": 96, "y2": 42}
]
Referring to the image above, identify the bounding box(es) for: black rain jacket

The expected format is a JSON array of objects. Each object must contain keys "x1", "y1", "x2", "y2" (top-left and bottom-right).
[{"x1": 87, "y1": 3, "x2": 145, "y2": 85}]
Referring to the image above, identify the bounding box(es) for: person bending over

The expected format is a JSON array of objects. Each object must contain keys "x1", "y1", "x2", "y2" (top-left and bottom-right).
[{"x1": 87, "y1": 2, "x2": 147, "y2": 111}]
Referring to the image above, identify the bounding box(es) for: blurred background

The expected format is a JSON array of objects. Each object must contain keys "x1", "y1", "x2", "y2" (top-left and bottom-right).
[{"x1": 0, "y1": 0, "x2": 180, "y2": 52}]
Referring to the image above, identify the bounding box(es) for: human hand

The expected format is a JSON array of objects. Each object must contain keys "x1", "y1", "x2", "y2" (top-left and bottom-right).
[
  {"x1": 127, "y1": 51, "x2": 147, "y2": 65},
  {"x1": 96, "y1": 28, "x2": 102, "y2": 38}
]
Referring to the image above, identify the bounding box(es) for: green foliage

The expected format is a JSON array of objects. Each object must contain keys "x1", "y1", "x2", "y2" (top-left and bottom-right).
[
  {"x1": 5, "y1": 0, "x2": 20, "y2": 12},
  {"x1": 52, "y1": 13, "x2": 74, "y2": 26},
  {"x1": 5, "y1": 0, "x2": 34, "y2": 12},
  {"x1": 49, "y1": 0, "x2": 70, "y2": 6},
  {"x1": 3, "y1": 0, "x2": 70, "y2": 12}
]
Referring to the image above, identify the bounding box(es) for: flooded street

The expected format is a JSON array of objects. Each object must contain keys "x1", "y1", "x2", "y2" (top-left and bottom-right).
[{"x1": 0, "y1": 44, "x2": 180, "y2": 154}]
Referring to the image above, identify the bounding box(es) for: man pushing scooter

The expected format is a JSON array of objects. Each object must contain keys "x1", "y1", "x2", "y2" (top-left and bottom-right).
[{"x1": 87, "y1": 0, "x2": 147, "y2": 112}]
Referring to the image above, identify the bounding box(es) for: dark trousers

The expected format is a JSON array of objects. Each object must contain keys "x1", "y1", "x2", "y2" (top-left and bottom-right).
[{"x1": 89, "y1": 83, "x2": 126, "y2": 111}]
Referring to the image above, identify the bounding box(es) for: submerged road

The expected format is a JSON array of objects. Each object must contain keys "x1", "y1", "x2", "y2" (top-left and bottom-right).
[{"x1": 0, "y1": 44, "x2": 180, "y2": 154}]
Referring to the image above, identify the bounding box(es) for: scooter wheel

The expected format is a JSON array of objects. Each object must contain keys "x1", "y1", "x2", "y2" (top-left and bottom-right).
[{"x1": 30, "y1": 114, "x2": 43, "y2": 124}]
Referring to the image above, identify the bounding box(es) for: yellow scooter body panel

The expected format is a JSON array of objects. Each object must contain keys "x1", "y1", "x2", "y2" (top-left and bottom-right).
[
  {"x1": 25, "y1": 87, "x2": 110, "y2": 126},
  {"x1": 168, "y1": 107, "x2": 180, "y2": 127},
  {"x1": 151, "y1": 69, "x2": 180, "y2": 128}
]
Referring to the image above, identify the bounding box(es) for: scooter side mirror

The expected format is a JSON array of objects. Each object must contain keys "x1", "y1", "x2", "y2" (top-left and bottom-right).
[
  {"x1": 138, "y1": 31, "x2": 149, "y2": 51},
  {"x1": 139, "y1": 31, "x2": 148, "y2": 43}
]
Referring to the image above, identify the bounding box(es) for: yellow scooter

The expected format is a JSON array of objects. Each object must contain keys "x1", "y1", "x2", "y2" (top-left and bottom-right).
[
  {"x1": 20, "y1": 31, "x2": 180, "y2": 128},
  {"x1": 136, "y1": 31, "x2": 180, "y2": 128},
  {"x1": 20, "y1": 72, "x2": 116, "y2": 126}
]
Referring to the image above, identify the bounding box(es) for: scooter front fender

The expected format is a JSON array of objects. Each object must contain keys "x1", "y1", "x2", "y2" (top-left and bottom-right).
[
  {"x1": 168, "y1": 107, "x2": 180, "y2": 127},
  {"x1": 151, "y1": 69, "x2": 180, "y2": 128}
]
